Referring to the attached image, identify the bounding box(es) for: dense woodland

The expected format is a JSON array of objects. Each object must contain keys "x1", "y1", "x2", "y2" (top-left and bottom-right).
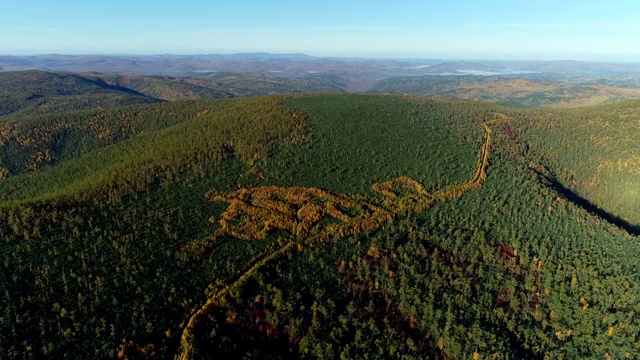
[
  {"x1": 0, "y1": 98, "x2": 230, "y2": 180},
  {"x1": 82, "y1": 73, "x2": 347, "y2": 101},
  {"x1": 502, "y1": 101, "x2": 640, "y2": 226},
  {"x1": 0, "y1": 71, "x2": 160, "y2": 118},
  {"x1": 1, "y1": 89, "x2": 639, "y2": 359}
]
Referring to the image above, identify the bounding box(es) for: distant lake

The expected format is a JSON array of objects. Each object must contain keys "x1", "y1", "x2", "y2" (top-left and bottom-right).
[
  {"x1": 457, "y1": 69, "x2": 539, "y2": 76},
  {"x1": 405, "y1": 65, "x2": 432, "y2": 69}
]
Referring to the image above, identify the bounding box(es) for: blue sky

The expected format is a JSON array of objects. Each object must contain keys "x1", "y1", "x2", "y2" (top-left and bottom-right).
[{"x1": 1, "y1": 0, "x2": 640, "y2": 60}]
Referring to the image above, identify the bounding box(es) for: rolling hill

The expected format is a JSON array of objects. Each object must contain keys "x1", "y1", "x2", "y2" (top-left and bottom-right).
[
  {"x1": 0, "y1": 71, "x2": 160, "y2": 118},
  {"x1": 81, "y1": 72, "x2": 348, "y2": 101},
  {"x1": 507, "y1": 100, "x2": 640, "y2": 227},
  {"x1": 0, "y1": 70, "x2": 348, "y2": 121},
  {"x1": 371, "y1": 76, "x2": 640, "y2": 108},
  {"x1": 1, "y1": 93, "x2": 639, "y2": 359},
  {"x1": 0, "y1": 99, "x2": 228, "y2": 180}
]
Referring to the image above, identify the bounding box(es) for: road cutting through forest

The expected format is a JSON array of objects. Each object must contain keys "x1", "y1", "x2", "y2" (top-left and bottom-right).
[{"x1": 176, "y1": 118, "x2": 496, "y2": 360}]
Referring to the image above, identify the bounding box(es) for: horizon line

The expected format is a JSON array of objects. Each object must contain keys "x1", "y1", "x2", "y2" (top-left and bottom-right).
[{"x1": 2, "y1": 52, "x2": 640, "y2": 64}]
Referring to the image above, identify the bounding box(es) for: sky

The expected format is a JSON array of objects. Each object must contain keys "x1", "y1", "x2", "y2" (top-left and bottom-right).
[{"x1": 1, "y1": 0, "x2": 640, "y2": 61}]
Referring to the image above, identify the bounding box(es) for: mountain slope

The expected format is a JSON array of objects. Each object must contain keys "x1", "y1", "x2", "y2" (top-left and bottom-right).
[
  {"x1": 81, "y1": 73, "x2": 348, "y2": 101},
  {"x1": 506, "y1": 99, "x2": 640, "y2": 226},
  {"x1": 1, "y1": 94, "x2": 639, "y2": 359},
  {"x1": 0, "y1": 99, "x2": 226, "y2": 180},
  {"x1": 0, "y1": 71, "x2": 161, "y2": 118},
  {"x1": 0, "y1": 70, "x2": 347, "y2": 121}
]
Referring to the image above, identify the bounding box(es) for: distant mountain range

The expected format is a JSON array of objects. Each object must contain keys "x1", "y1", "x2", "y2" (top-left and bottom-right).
[
  {"x1": 4, "y1": 53, "x2": 640, "y2": 77},
  {"x1": 4, "y1": 68, "x2": 640, "y2": 119}
]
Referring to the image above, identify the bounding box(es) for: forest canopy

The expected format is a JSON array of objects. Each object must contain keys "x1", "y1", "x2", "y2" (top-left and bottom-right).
[{"x1": 1, "y1": 92, "x2": 639, "y2": 359}]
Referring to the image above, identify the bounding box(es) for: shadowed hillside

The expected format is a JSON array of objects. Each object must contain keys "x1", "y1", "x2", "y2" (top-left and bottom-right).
[
  {"x1": 82, "y1": 72, "x2": 348, "y2": 101},
  {"x1": 0, "y1": 71, "x2": 161, "y2": 118},
  {"x1": 0, "y1": 70, "x2": 348, "y2": 121},
  {"x1": 505, "y1": 99, "x2": 640, "y2": 226}
]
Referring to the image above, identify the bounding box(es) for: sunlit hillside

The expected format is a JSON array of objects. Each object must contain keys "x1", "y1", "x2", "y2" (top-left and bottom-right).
[{"x1": 1, "y1": 93, "x2": 639, "y2": 359}]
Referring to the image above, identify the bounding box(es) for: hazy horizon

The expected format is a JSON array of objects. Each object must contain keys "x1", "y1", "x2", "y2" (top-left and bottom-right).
[
  {"x1": 3, "y1": 0, "x2": 640, "y2": 61},
  {"x1": 3, "y1": 52, "x2": 640, "y2": 64}
]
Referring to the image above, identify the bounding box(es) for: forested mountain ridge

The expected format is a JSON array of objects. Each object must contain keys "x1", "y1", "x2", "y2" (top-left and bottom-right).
[
  {"x1": 0, "y1": 99, "x2": 229, "y2": 180},
  {"x1": 80, "y1": 72, "x2": 348, "y2": 101},
  {"x1": 0, "y1": 70, "x2": 347, "y2": 119},
  {"x1": 506, "y1": 99, "x2": 640, "y2": 226},
  {"x1": 1, "y1": 93, "x2": 639, "y2": 359},
  {"x1": 0, "y1": 70, "x2": 160, "y2": 118}
]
